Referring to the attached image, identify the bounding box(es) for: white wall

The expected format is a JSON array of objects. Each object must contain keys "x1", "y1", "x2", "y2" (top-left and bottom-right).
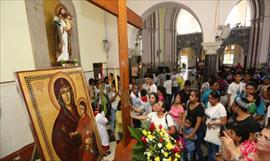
[
  {"x1": 104, "y1": 12, "x2": 139, "y2": 69},
  {"x1": 0, "y1": 82, "x2": 34, "y2": 158},
  {"x1": 104, "y1": 13, "x2": 119, "y2": 69},
  {"x1": 0, "y1": 1, "x2": 35, "y2": 82},
  {"x1": 73, "y1": 1, "x2": 107, "y2": 72},
  {"x1": 0, "y1": 1, "x2": 36, "y2": 158},
  {"x1": 128, "y1": 24, "x2": 139, "y2": 50}
]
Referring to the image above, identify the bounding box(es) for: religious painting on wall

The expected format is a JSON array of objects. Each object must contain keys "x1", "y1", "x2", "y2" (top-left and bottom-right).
[{"x1": 15, "y1": 67, "x2": 103, "y2": 161}]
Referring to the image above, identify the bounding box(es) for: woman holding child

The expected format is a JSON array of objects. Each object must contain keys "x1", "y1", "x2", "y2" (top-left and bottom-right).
[{"x1": 185, "y1": 90, "x2": 205, "y2": 161}]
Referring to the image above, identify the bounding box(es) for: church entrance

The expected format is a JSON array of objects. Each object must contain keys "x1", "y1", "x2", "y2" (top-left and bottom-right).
[{"x1": 220, "y1": 44, "x2": 245, "y2": 68}]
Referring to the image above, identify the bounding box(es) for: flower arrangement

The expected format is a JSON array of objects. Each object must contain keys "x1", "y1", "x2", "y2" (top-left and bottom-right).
[
  {"x1": 128, "y1": 121, "x2": 183, "y2": 161},
  {"x1": 58, "y1": 59, "x2": 79, "y2": 67}
]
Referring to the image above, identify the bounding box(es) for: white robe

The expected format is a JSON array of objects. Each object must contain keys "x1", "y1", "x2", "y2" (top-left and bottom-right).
[
  {"x1": 95, "y1": 113, "x2": 109, "y2": 146},
  {"x1": 57, "y1": 19, "x2": 69, "y2": 62}
]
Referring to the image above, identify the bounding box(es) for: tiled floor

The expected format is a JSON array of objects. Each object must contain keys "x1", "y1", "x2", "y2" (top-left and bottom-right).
[
  {"x1": 102, "y1": 141, "x2": 117, "y2": 161},
  {"x1": 101, "y1": 124, "x2": 119, "y2": 161}
]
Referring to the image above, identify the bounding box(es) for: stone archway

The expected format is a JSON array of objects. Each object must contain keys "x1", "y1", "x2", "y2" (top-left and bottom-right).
[
  {"x1": 247, "y1": 0, "x2": 269, "y2": 68},
  {"x1": 217, "y1": 27, "x2": 250, "y2": 67},
  {"x1": 141, "y1": 2, "x2": 203, "y2": 31},
  {"x1": 220, "y1": 0, "x2": 268, "y2": 68},
  {"x1": 141, "y1": 2, "x2": 203, "y2": 69}
]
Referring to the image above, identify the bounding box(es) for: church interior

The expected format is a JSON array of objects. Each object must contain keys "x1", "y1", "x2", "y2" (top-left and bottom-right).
[{"x1": 1, "y1": 0, "x2": 270, "y2": 161}]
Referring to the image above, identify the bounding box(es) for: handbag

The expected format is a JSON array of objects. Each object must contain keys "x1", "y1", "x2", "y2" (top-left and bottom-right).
[
  {"x1": 204, "y1": 124, "x2": 221, "y2": 145},
  {"x1": 204, "y1": 109, "x2": 221, "y2": 145}
]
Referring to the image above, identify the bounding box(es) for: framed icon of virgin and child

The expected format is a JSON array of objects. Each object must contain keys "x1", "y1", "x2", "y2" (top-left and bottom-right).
[{"x1": 15, "y1": 67, "x2": 103, "y2": 161}]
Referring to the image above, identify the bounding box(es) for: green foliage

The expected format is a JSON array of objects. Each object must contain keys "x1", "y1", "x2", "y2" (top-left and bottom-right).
[
  {"x1": 128, "y1": 126, "x2": 143, "y2": 144},
  {"x1": 131, "y1": 144, "x2": 145, "y2": 161}
]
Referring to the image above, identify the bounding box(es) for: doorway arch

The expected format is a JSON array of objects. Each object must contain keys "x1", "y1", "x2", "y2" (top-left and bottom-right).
[
  {"x1": 220, "y1": 0, "x2": 266, "y2": 68},
  {"x1": 220, "y1": 44, "x2": 245, "y2": 68},
  {"x1": 141, "y1": 2, "x2": 203, "y2": 69}
]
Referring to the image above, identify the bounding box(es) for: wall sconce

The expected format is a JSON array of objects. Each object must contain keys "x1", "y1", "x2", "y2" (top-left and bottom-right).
[{"x1": 103, "y1": 39, "x2": 110, "y2": 53}]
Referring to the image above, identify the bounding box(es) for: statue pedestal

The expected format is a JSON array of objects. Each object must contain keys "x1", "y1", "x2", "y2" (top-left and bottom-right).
[
  {"x1": 56, "y1": 60, "x2": 79, "y2": 67},
  {"x1": 114, "y1": 139, "x2": 137, "y2": 161}
]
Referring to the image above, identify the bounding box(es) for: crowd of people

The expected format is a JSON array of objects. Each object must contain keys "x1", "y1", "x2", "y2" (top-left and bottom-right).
[{"x1": 88, "y1": 67, "x2": 270, "y2": 161}]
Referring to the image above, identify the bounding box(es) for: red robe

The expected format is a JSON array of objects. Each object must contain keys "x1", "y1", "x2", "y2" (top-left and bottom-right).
[{"x1": 77, "y1": 114, "x2": 97, "y2": 161}]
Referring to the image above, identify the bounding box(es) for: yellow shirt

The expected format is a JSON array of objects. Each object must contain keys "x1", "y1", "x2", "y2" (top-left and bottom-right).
[{"x1": 115, "y1": 111, "x2": 123, "y2": 133}]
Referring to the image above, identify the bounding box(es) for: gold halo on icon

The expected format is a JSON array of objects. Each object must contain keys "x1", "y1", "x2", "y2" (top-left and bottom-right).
[
  {"x1": 77, "y1": 97, "x2": 91, "y2": 116},
  {"x1": 48, "y1": 71, "x2": 76, "y2": 111}
]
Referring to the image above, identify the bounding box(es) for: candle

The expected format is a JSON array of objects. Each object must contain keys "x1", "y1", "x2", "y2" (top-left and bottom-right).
[{"x1": 114, "y1": 68, "x2": 118, "y2": 93}]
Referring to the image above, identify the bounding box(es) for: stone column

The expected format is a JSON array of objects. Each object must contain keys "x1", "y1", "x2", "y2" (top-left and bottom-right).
[{"x1": 202, "y1": 42, "x2": 222, "y2": 79}]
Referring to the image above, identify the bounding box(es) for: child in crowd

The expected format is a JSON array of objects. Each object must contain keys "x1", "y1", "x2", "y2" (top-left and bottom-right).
[
  {"x1": 130, "y1": 84, "x2": 143, "y2": 128},
  {"x1": 88, "y1": 78, "x2": 96, "y2": 100},
  {"x1": 108, "y1": 81, "x2": 120, "y2": 137},
  {"x1": 93, "y1": 102, "x2": 110, "y2": 155},
  {"x1": 157, "y1": 85, "x2": 166, "y2": 102},
  {"x1": 144, "y1": 73, "x2": 157, "y2": 94},
  {"x1": 220, "y1": 124, "x2": 256, "y2": 161},
  {"x1": 180, "y1": 80, "x2": 192, "y2": 107},
  {"x1": 169, "y1": 93, "x2": 185, "y2": 131},
  {"x1": 183, "y1": 116, "x2": 197, "y2": 161},
  {"x1": 163, "y1": 74, "x2": 172, "y2": 103},
  {"x1": 140, "y1": 89, "x2": 152, "y2": 115},
  {"x1": 227, "y1": 72, "x2": 244, "y2": 110},
  {"x1": 115, "y1": 101, "x2": 123, "y2": 142},
  {"x1": 247, "y1": 93, "x2": 259, "y2": 115},
  {"x1": 99, "y1": 82, "x2": 109, "y2": 117}
]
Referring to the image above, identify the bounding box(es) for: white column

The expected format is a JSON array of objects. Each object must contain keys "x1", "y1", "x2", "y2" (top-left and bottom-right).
[{"x1": 202, "y1": 42, "x2": 222, "y2": 78}]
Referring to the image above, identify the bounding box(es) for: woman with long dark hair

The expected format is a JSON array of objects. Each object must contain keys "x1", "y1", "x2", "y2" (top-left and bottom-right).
[{"x1": 186, "y1": 90, "x2": 205, "y2": 161}]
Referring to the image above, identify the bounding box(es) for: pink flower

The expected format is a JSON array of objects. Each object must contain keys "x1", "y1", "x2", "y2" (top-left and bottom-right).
[
  {"x1": 172, "y1": 146, "x2": 180, "y2": 154},
  {"x1": 149, "y1": 122, "x2": 155, "y2": 131},
  {"x1": 141, "y1": 136, "x2": 147, "y2": 144},
  {"x1": 159, "y1": 124, "x2": 163, "y2": 129}
]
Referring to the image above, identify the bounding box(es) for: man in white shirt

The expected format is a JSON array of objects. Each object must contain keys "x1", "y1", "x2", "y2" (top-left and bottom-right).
[
  {"x1": 163, "y1": 74, "x2": 172, "y2": 103},
  {"x1": 266, "y1": 105, "x2": 270, "y2": 126},
  {"x1": 171, "y1": 69, "x2": 180, "y2": 97},
  {"x1": 265, "y1": 87, "x2": 270, "y2": 126},
  {"x1": 103, "y1": 76, "x2": 111, "y2": 95},
  {"x1": 145, "y1": 73, "x2": 157, "y2": 94},
  {"x1": 227, "y1": 72, "x2": 244, "y2": 110},
  {"x1": 130, "y1": 84, "x2": 142, "y2": 128}
]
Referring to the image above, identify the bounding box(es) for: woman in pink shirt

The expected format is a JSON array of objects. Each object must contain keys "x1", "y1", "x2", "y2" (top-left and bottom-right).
[{"x1": 169, "y1": 93, "x2": 185, "y2": 132}]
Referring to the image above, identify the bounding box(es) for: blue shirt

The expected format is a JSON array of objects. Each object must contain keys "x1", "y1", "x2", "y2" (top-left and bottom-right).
[
  {"x1": 240, "y1": 93, "x2": 265, "y2": 116},
  {"x1": 183, "y1": 127, "x2": 197, "y2": 152},
  {"x1": 256, "y1": 98, "x2": 265, "y2": 116}
]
